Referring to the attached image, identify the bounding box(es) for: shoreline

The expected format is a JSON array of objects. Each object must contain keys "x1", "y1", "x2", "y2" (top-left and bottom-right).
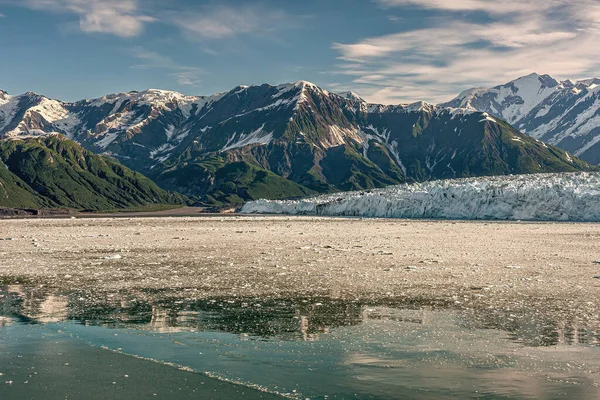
[
  {"x1": 4, "y1": 206, "x2": 600, "y2": 224},
  {"x1": 0, "y1": 324, "x2": 281, "y2": 399}
]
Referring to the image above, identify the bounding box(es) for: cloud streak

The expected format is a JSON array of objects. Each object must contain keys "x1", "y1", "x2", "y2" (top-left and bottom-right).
[
  {"x1": 376, "y1": 0, "x2": 554, "y2": 14},
  {"x1": 131, "y1": 47, "x2": 204, "y2": 87},
  {"x1": 334, "y1": 0, "x2": 600, "y2": 104},
  {"x1": 169, "y1": 70, "x2": 203, "y2": 87}
]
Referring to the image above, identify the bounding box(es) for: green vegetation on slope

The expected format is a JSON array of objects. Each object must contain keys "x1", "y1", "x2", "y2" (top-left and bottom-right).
[
  {"x1": 211, "y1": 161, "x2": 316, "y2": 204},
  {"x1": 0, "y1": 160, "x2": 50, "y2": 209},
  {"x1": 0, "y1": 136, "x2": 188, "y2": 211},
  {"x1": 320, "y1": 145, "x2": 401, "y2": 191},
  {"x1": 155, "y1": 155, "x2": 316, "y2": 205}
]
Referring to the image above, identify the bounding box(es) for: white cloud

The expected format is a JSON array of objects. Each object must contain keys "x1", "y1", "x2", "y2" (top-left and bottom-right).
[
  {"x1": 131, "y1": 48, "x2": 182, "y2": 70},
  {"x1": 169, "y1": 70, "x2": 202, "y2": 87},
  {"x1": 130, "y1": 47, "x2": 204, "y2": 87},
  {"x1": 334, "y1": 0, "x2": 600, "y2": 104},
  {"x1": 171, "y1": 4, "x2": 290, "y2": 40},
  {"x1": 22, "y1": 0, "x2": 154, "y2": 37}
]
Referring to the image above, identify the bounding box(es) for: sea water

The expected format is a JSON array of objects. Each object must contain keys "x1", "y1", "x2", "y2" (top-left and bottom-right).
[{"x1": 1, "y1": 284, "x2": 599, "y2": 399}]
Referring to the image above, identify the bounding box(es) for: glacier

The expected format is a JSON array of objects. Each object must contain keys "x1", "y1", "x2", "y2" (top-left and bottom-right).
[{"x1": 241, "y1": 173, "x2": 600, "y2": 222}]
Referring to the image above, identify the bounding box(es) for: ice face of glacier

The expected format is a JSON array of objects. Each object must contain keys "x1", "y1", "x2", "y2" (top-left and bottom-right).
[{"x1": 241, "y1": 172, "x2": 600, "y2": 222}]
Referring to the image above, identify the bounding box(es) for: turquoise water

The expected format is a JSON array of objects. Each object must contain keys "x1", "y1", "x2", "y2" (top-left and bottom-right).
[{"x1": 1, "y1": 285, "x2": 600, "y2": 399}]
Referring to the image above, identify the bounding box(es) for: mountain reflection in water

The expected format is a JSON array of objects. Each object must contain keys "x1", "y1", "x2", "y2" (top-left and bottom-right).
[{"x1": 2, "y1": 284, "x2": 599, "y2": 346}]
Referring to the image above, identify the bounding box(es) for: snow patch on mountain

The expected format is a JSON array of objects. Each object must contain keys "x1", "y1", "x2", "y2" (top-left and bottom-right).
[
  {"x1": 575, "y1": 130, "x2": 600, "y2": 157},
  {"x1": 165, "y1": 124, "x2": 176, "y2": 140},
  {"x1": 148, "y1": 143, "x2": 177, "y2": 167},
  {"x1": 321, "y1": 125, "x2": 361, "y2": 149},
  {"x1": 358, "y1": 125, "x2": 407, "y2": 176},
  {"x1": 28, "y1": 98, "x2": 80, "y2": 137},
  {"x1": 294, "y1": 81, "x2": 313, "y2": 110},
  {"x1": 446, "y1": 107, "x2": 478, "y2": 118},
  {"x1": 93, "y1": 111, "x2": 142, "y2": 146},
  {"x1": 150, "y1": 143, "x2": 176, "y2": 159},
  {"x1": 0, "y1": 94, "x2": 20, "y2": 132},
  {"x1": 498, "y1": 73, "x2": 560, "y2": 124},
  {"x1": 406, "y1": 101, "x2": 434, "y2": 113},
  {"x1": 455, "y1": 88, "x2": 489, "y2": 107},
  {"x1": 174, "y1": 129, "x2": 191, "y2": 143},
  {"x1": 85, "y1": 89, "x2": 225, "y2": 120},
  {"x1": 273, "y1": 83, "x2": 297, "y2": 99},
  {"x1": 273, "y1": 81, "x2": 318, "y2": 105},
  {"x1": 532, "y1": 95, "x2": 600, "y2": 145},
  {"x1": 221, "y1": 123, "x2": 273, "y2": 152},
  {"x1": 337, "y1": 91, "x2": 366, "y2": 103},
  {"x1": 254, "y1": 96, "x2": 299, "y2": 112},
  {"x1": 242, "y1": 172, "x2": 600, "y2": 222},
  {"x1": 3, "y1": 131, "x2": 63, "y2": 140},
  {"x1": 479, "y1": 113, "x2": 497, "y2": 123},
  {"x1": 95, "y1": 132, "x2": 119, "y2": 149}
]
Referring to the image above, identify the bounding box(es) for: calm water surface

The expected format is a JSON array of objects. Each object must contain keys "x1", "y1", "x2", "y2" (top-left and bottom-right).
[{"x1": 1, "y1": 284, "x2": 599, "y2": 399}]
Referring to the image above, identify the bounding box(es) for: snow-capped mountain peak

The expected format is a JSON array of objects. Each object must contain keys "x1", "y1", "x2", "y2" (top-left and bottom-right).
[
  {"x1": 449, "y1": 73, "x2": 562, "y2": 125},
  {"x1": 406, "y1": 101, "x2": 435, "y2": 113},
  {"x1": 443, "y1": 73, "x2": 600, "y2": 164},
  {"x1": 0, "y1": 90, "x2": 10, "y2": 101},
  {"x1": 274, "y1": 80, "x2": 318, "y2": 95},
  {"x1": 294, "y1": 80, "x2": 317, "y2": 88},
  {"x1": 454, "y1": 87, "x2": 488, "y2": 108},
  {"x1": 575, "y1": 78, "x2": 600, "y2": 87},
  {"x1": 85, "y1": 88, "x2": 201, "y2": 109},
  {"x1": 337, "y1": 91, "x2": 366, "y2": 103},
  {"x1": 1, "y1": 93, "x2": 78, "y2": 139}
]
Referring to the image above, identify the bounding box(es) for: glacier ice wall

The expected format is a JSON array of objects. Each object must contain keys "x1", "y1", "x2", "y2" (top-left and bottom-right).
[{"x1": 241, "y1": 173, "x2": 600, "y2": 222}]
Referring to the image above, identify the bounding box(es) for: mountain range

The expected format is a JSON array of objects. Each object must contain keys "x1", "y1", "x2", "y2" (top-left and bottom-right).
[
  {"x1": 443, "y1": 73, "x2": 600, "y2": 164},
  {"x1": 0, "y1": 78, "x2": 596, "y2": 208}
]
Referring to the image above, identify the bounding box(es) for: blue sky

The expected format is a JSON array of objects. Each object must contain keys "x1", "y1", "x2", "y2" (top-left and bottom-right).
[{"x1": 0, "y1": 0, "x2": 598, "y2": 104}]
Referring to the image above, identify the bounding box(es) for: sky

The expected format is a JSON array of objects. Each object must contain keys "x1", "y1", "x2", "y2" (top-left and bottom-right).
[{"x1": 0, "y1": 0, "x2": 599, "y2": 104}]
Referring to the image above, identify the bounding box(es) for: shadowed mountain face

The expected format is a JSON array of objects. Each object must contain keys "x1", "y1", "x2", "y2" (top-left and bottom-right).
[
  {"x1": 1, "y1": 81, "x2": 595, "y2": 205},
  {"x1": 0, "y1": 136, "x2": 187, "y2": 210},
  {"x1": 443, "y1": 73, "x2": 600, "y2": 165}
]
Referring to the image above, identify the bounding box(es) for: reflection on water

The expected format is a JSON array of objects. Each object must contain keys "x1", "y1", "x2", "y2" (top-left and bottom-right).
[
  {"x1": 2, "y1": 284, "x2": 599, "y2": 346},
  {"x1": 1, "y1": 284, "x2": 366, "y2": 340},
  {"x1": 1, "y1": 284, "x2": 600, "y2": 399}
]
